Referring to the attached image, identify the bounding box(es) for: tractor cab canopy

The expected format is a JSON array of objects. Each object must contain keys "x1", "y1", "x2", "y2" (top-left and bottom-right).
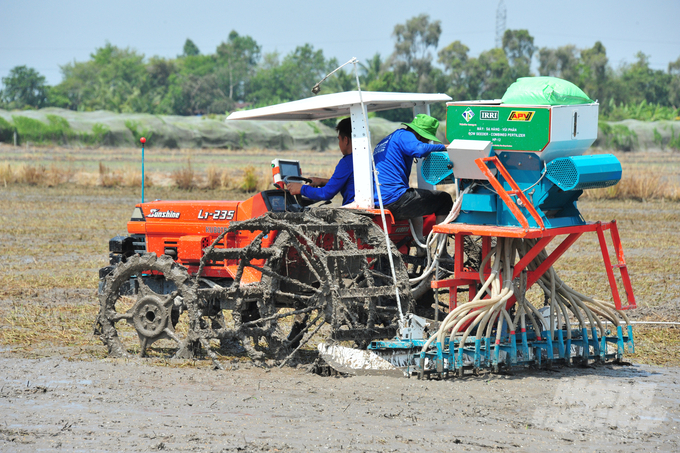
[{"x1": 226, "y1": 91, "x2": 452, "y2": 209}]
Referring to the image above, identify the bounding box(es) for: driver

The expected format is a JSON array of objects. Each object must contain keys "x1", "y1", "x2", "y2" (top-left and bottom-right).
[
  {"x1": 373, "y1": 114, "x2": 453, "y2": 246},
  {"x1": 286, "y1": 118, "x2": 355, "y2": 205}
]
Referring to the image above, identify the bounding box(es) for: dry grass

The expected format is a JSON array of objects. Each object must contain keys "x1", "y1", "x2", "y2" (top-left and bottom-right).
[
  {"x1": 586, "y1": 170, "x2": 680, "y2": 201},
  {"x1": 0, "y1": 163, "x2": 14, "y2": 186},
  {"x1": 171, "y1": 159, "x2": 195, "y2": 190},
  {"x1": 0, "y1": 300, "x2": 100, "y2": 354},
  {"x1": 0, "y1": 143, "x2": 341, "y2": 193},
  {"x1": 205, "y1": 165, "x2": 222, "y2": 190},
  {"x1": 240, "y1": 165, "x2": 261, "y2": 192},
  {"x1": 628, "y1": 327, "x2": 680, "y2": 366},
  {"x1": 99, "y1": 162, "x2": 122, "y2": 187}
]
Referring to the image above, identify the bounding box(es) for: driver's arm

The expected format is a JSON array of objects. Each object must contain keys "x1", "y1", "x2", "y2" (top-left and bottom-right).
[
  {"x1": 298, "y1": 155, "x2": 352, "y2": 202},
  {"x1": 309, "y1": 177, "x2": 329, "y2": 187}
]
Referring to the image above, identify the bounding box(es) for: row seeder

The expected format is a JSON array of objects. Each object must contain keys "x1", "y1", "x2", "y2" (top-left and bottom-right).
[{"x1": 367, "y1": 91, "x2": 637, "y2": 377}]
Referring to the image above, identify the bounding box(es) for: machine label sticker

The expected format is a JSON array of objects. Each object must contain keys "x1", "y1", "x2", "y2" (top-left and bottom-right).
[
  {"x1": 147, "y1": 209, "x2": 180, "y2": 219},
  {"x1": 447, "y1": 105, "x2": 550, "y2": 151},
  {"x1": 508, "y1": 111, "x2": 534, "y2": 121},
  {"x1": 480, "y1": 110, "x2": 499, "y2": 120},
  {"x1": 206, "y1": 226, "x2": 229, "y2": 234},
  {"x1": 198, "y1": 209, "x2": 235, "y2": 220}
]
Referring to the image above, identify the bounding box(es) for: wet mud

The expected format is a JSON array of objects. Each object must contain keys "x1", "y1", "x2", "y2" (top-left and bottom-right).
[{"x1": 0, "y1": 356, "x2": 678, "y2": 452}]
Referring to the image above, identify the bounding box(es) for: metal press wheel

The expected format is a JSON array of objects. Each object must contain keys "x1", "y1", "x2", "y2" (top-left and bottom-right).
[{"x1": 95, "y1": 253, "x2": 196, "y2": 358}]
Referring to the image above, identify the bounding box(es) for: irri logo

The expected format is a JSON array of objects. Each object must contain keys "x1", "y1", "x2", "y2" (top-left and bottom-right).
[{"x1": 480, "y1": 110, "x2": 499, "y2": 120}]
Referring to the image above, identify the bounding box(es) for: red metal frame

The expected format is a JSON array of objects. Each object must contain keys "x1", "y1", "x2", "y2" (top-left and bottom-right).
[
  {"x1": 431, "y1": 156, "x2": 636, "y2": 312},
  {"x1": 432, "y1": 221, "x2": 636, "y2": 311}
]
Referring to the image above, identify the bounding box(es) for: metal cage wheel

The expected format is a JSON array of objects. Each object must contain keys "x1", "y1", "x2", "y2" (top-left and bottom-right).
[{"x1": 95, "y1": 253, "x2": 195, "y2": 358}]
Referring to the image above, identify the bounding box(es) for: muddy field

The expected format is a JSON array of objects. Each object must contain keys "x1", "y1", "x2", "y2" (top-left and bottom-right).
[
  {"x1": 1, "y1": 147, "x2": 679, "y2": 451},
  {"x1": 1, "y1": 357, "x2": 679, "y2": 452}
]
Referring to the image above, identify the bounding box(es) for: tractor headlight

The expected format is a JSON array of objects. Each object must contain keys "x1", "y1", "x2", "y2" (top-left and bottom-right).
[{"x1": 131, "y1": 207, "x2": 145, "y2": 221}]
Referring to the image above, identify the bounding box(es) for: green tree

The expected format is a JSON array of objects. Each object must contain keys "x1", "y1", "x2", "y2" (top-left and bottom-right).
[
  {"x1": 618, "y1": 52, "x2": 671, "y2": 106},
  {"x1": 502, "y1": 29, "x2": 536, "y2": 79},
  {"x1": 537, "y1": 45, "x2": 580, "y2": 82},
  {"x1": 359, "y1": 53, "x2": 384, "y2": 87},
  {"x1": 160, "y1": 72, "x2": 232, "y2": 115},
  {"x1": 0, "y1": 65, "x2": 49, "y2": 109},
  {"x1": 391, "y1": 14, "x2": 442, "y2": 92},
  {"x1": 466, "y1": 48, "x2": 514, "y2": 100},
  {"x1": 182, "y1": 39, "x2": 200, "y2": 57},
  {"x1": 216, "y1": 31, "x2": 261, "y2": 101},
  {"x1": 247, "y1": 44, "x2": 332, "y2": 106},
  {"x1": 669, "y1": 56, "x2": 680, "y2": 108},
  {"x1": 145, "y1": 57, "x2": 177, "y2": 112},
  {"x1": 56, "y1": 43, "x2": 150, "y2": 112},
  {"x1": 438, "y1": 40, "x2": 470, "y2": 100},
  {"x1": 578, "y1": 41, "x2": 609, "y2": 104}
]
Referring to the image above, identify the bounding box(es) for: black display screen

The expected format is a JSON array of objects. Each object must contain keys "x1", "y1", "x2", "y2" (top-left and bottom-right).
[
  {"x1": 268, "y1": 193, "x2": 286, "y2": 212},
  {"x1": 279, "y1": 160, "x2": 301, "y2": 179},
  {"x1": 262, "y1": 190, "x2": 298, "y2": 212}
]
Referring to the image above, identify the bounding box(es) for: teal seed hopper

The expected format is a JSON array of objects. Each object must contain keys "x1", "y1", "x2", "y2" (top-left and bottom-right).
[{"x1": 421, "y1": 77, "x2": 622, "y2": 229}]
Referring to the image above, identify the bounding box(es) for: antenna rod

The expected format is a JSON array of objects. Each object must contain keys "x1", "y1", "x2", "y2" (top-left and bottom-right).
[
  {"x1": 311, "y1": 57, "x2": 357, "y2": 94},
  {"x1": 140, "y1": 137, "x2": 146, "y2": 203}
]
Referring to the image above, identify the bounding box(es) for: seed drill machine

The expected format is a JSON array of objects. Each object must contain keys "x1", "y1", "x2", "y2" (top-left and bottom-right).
[{"x1": 97, "y1": 73, "x2": 635, "y2": 375}]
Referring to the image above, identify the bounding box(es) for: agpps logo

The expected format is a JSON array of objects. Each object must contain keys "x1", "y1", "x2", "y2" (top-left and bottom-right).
[
  {"x1": 508, "y1": 111, "x2": 535, "y2": 121},
  {"x1": 480, "y1": 110, "x2": 499, "y2": 120},
  {"x1": 462, "y1": 107, "x2": 475, "y2": 122}
]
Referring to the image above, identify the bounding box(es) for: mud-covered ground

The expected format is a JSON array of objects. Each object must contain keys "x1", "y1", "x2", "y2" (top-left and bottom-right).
[{"x1": 0, "y1": 356, "x2": 678, "y2": 452}]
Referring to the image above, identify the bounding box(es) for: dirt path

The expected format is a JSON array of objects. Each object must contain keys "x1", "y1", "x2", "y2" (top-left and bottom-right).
[{"x1": 0, "y1": 356, "x2": 678, "y2": 452}]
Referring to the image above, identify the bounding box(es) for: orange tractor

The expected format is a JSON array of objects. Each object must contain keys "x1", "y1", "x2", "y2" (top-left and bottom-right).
[{"x1": 96, "y1": 91, "x2": 451, "y2": 362}]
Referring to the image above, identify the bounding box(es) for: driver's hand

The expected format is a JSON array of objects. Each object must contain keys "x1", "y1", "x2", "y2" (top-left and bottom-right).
[{"x1": 287, "y1": 182, "x2": 303, "y2": 195}]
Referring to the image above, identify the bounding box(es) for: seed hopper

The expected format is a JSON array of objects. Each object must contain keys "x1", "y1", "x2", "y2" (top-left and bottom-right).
[{"x1": 361, "y1": 95, "x2": 637, "y2": 377}]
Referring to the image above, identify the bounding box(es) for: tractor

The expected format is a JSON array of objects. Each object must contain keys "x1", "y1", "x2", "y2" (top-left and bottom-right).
[{"x1": 96, "y1": 76, "x2": 636, "y2": 376}]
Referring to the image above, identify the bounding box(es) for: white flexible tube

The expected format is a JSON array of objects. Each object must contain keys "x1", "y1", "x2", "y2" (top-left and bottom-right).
[{"x1": 408, "y1": 184, "x2": 472, "y2": 284}]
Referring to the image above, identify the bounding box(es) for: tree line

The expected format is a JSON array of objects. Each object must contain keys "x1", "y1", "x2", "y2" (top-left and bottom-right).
[{"x1": 1, "y1": 14, "x2": 679, "y2": 121}]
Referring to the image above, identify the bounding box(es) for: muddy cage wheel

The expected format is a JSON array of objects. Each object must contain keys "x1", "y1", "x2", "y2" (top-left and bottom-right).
[
  {"x1": 193, "y1": 209, "x2": 415, "y2": 361},
  {"x1": 95, "y1": 253, "x2": 196, "y2": 358},
  {"x1": 313, "y1": 209, "x2": 415, "y2": 347},
  {"x1": 191, "y1": 212, "x2": 333, "y2": 361}
]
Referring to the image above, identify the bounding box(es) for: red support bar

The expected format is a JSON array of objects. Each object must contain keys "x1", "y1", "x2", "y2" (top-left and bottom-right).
[
  {"x1": 430, "y1": 220, "x2": 636, "y2": 323},
  {"x1": 454, "y1": 234, "x2": 465, "y2": 277},
  {"x1": 476, "y1": 156, "x2": 546, "y2": 231},
  {"x1": 528, "y1": 232, "x2": 583, "y2": 288},
  {"x1": 596, "y1": 222, "x2": 636, "y2": 310},
  {"x1": 482, "y1": 236, "x2": 492, "y2": 276},
  {"x1": 512, "y1": 236, "x2": 554, "y2": 280},
  {"x1": 431, "y1": 278, "x2": 478, "y2": 289}
]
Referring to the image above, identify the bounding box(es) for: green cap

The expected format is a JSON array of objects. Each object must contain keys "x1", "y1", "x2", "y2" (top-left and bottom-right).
[{"x1": 402, "y1": 114, "x2": 441, "y2": 143}]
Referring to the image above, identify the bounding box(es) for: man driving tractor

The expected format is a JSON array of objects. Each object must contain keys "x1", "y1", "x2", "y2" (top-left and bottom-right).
[{"x1": 286, "y1": 118, "x2": 355, "y2": 205}]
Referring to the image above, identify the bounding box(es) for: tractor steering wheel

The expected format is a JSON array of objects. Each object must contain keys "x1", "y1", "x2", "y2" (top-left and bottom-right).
[
  {"x1": 283, "y1": 175, "x2": 313, "y2": 185},
  {"x1": 282, "y1": 175, "x2": 316, "y2": 209}
]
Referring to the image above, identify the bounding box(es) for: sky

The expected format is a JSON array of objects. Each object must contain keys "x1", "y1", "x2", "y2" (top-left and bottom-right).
[{"x1": 1, "y1": 0, "x2": 679, "y2": 87}]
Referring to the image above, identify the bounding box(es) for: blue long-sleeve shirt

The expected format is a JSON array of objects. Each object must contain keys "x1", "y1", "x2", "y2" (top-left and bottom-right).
[
  {"x1": 373, "y1": 129, "x2": 446, "y2": 206},
  {"x1": 300, "y1": 153, "x2": 355, "y2": 205}
]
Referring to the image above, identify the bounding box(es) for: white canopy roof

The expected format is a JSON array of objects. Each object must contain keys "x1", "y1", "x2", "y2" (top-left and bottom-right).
[{"x1": 226, "y1": 91, "x2": 452, "y2": 121}]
